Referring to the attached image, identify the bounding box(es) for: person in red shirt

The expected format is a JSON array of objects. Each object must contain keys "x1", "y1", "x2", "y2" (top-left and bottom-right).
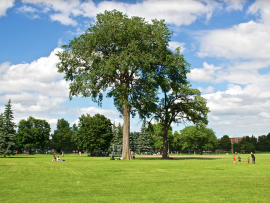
[{"x1": 233, "y1": 155, "x2": 236, "y2": 164}]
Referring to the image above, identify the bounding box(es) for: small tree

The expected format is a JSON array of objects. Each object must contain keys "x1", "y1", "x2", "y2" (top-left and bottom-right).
[
  {"x1": 0, "y1": 100, "x2": 16, "y2": 157},
  {"x1": 171, "y1": 131, "x2": 182, "y2": 152},
  {"x1": 148, "y1": 123, "x2": 164, "y2": 153},
  {"x1": 110, "y1": 122, "x2": 123, "y2": 153},
  {"x1": 52, "y1": 118, "x2": 74, "y2": 152},
  {"x1": 16, "y1": 117, "x2": 50, "y2": 153},
  {"x1": 74, "y1": 114, "x2": 113, "y2": 155},
  {"x1": 129, "y1": 132, "x2": 140, "y2": 153},
  {"x1": 180, "y1": 125, "x2": 217, "y2": 154},
  {"x1": 137, "y1": 121, "x2": 152, "y2": 154},
  {"x1": 219, "y1": 135, "x2": 231, "y2": 151}
]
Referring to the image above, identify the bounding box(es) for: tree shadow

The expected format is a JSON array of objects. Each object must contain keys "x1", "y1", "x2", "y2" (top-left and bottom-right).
[
  {"x1": 0, "y1": 156, "x2": 36, "y2": 159},
  {"x1": 135, "y1": 157, "x2": 222, "y2": 161}
]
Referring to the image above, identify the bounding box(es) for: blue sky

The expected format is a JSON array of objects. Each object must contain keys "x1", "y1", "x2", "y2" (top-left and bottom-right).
[{"x1": 1, "y1": 0, "x2": 270, "y2": 138}]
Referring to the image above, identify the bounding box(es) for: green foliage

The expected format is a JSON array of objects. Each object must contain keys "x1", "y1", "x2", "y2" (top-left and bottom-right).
[
  {"x1": 57, "y1": 10, "x2": 170, "y2": 109},
  {"x1": 57, "y1": 10, "x2": 174, "y2": 159},
  {"x1": 74, "y1": 114, "x2": 113, "y2": 154},
  {"x1": 237, "y1": 136, "x2": 257, "y2": 153},
  {"x1": 148, "y1": 123, "x2": 169, "y2": 151},
  {"x1": 180, "y1": 124, "x2": 217, "y2": 153},
  {"x1": 171, "y1": 131, "x2": 182, "y2": 151},
  {"x1": 0, "y1": 113, "x2": 6, "y2": 156},
  {"x1": 52, "y1": 118, "x2": 74, "y2": 152},
  {"x1": 202, "y1": 128, "x2": 218, "y2": 150},
  {"x1": 218, "y1": 135, "x2": 231, "y2": 151},
  {"x1": 16, "y1": 116, "x2": 50, "y2": 153},
  {"x1": 137, "y1": 48, "x2": 209, "y2": 158},
  {"x1": 0, "y1": 99, "x2": 16, "y2": 157},
  {"x1": 136, "y1": 121, "x2": 152, "y2": 153},
  {"x1": 233, "y1": 143, "x2": 241, "y2": 153},
  {"x1": 71, "y1": 123, "x2": 78, "y2": 132},
  {"x1": 129, "y1": 131, "x2": 140, "y2": 152},
  {"x1": 110, "y1": 122, "x2": 123, "y2": 153},
  {"x1": 257, "y1": 133, "x2": 270, "y2": 151}
]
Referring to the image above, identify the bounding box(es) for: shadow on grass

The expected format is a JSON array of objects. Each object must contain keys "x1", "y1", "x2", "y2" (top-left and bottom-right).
[
  {"x1": 0, "y1": 156, "x2": 36, "y2": 159},
  {"x1": 135, "y1": 157, "x2": 222, "y2": 161}
]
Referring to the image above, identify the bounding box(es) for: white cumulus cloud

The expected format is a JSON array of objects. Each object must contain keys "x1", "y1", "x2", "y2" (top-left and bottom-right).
[
  {"x1": 188, "y1": 62, "x2": 222, "y2": 82},
  {"x1": 19, "y1": 0, "x2": 221, "y2": 26},
  {"x1": 0, "y1": 0, "x2": 15, "y2": 17},
  {"x1": 223, "y1": 0, "x2": 246, "y2": 11}
]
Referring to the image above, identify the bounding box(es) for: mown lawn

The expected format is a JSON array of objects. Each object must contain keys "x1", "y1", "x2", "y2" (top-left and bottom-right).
[{"x1": 0, "y1": 154, "x2": 270, "y2": 203}]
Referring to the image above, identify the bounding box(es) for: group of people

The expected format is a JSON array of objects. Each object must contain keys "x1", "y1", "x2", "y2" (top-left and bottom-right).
[
  {"x1": 52, "y1": 156, "x2": 61, "y2": 161},
  {"x1": 52, "y1": 152, "x2": 65, "y2": 161},
  {"x1": 233, "y1": 152, "x2": 255, "y2": 164}
]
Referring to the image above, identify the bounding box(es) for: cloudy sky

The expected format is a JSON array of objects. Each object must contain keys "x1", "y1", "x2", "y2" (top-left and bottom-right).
[{"x1": 1, "y1": 0, "x2": 270, "y2": 138}]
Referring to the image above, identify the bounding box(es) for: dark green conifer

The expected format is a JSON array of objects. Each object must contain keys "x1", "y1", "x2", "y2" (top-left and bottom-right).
[{"x1": 0, "y1": 99, "x2": 16, "y2": 157}]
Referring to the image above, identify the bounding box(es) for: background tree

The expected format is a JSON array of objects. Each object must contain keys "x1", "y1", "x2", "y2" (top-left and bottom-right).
[
  {"x1": 218, "y1": 135, "x2": 231, "y2": 151},
  {"x1": 148, "y1": 123, "x2": 164, "y2": 153},
  {"x1": 73, "y1": 114, "x2": 113, "y2": 155},
  {"x1": 72, "y1": 123, "x2": 78, "y2": 132},
  {"x1": 171, "y1": 131, "x2": 182, "y2": 152},
  {"x1": 52, "y1": 118, "x2": 74, "y2": 152},
  {"x1": 57, "y1": 10, "x2": 172, "y2": 159},
  {"x1": 136, "y1": 121, "x2": 152, "y2": 154},
  {"x1": 180, "y1": 125, "x2": 216, "y2": 154},
  {"x1": 110, "y1": 122, "x2": 123, "y2": 154},
  {"x1": 16, "y1": 116, "x2": 50, "y2": 153},
  {"x1": 238, "y1": 136, "x2": 256, "y2": 153},
  {"x1": 138, "y1": 48, "x2": 209, "y2": 158},
  {"x1": 129, "y1": 131, "x2": 140, "y2": 153},
  {"x1": 202, "y1": 128, "x2": 218, "y2": 151},
  {"x1": 0, "y1": 114, "x2": 7, "y2": 156},
  {"x1": 0, "y1": 99, "x2": 16, "y2": 157},
  {"x1": 257, "y1": 134, "x2": 270, "y2": 151},
  {"x1": 233, "y1": 143, "x2": 241, "y2": 153}
]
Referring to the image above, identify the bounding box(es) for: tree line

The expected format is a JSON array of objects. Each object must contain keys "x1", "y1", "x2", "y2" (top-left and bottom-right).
[
  {"x1": 0, "y1": 10, "x2": 212, "y2": 159},
  {"x1": 2, "y1": 101, "x2": 270, "y2": 158},
  {"x1": 218, "y1": 134, "x2": 270, "y2": 153}
]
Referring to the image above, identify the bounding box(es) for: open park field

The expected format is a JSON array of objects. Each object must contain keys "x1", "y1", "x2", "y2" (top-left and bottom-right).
[{"x1": 1, "y1": 154, "x2": 270, "y2": 203}]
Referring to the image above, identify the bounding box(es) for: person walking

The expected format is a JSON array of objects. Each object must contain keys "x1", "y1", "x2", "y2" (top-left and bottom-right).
[
  {"x1": 251, "y1": 152, "x2": 255, "y2": 164},
  {"x1": 233, "y1": 155, "x2": 236, "y2": 164},
  {"x1": 238, "y1": 156, "x2": 241, "y2": 163}
]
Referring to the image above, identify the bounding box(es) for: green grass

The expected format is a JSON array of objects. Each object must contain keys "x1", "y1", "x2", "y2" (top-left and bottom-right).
[{"x1": 1, "y1": 154, "x2": 270, "y2": 203}]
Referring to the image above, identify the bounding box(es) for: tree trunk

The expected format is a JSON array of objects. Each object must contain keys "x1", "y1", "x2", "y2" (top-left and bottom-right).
[
  {"x1": 122, "y1": 104, "x2": 131, "y2": 159},
  {"x1": 162, "y1": 127, "x2": 168, "y2": 159}
]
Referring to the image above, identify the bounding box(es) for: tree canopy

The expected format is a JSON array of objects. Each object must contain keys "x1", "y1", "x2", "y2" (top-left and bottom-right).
[
  {"x1": 52, "y1": 118, "x2": 74, "y2": 152},
  {"x1": 73, "y1": 114, "x2": 113, "y2": 155},
  {"x1": 219, "y1": 135, "x2": 231, "y2": 151},
  {"x1": 57, "y1": 10, "x2": 173, "y2": 159},
  {"x1": 180, "y1": 125, "x2": 217, "y2": 154},
  {"x1": 16, "y1": 116, "x2": 50, "y2": 153},
  {"x1": 137, "y1": 48, "x2": 209, "y2": 158}
]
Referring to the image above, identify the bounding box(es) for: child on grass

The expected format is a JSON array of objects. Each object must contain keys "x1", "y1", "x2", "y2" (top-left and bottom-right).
[{"x1": 238, "y1": 156, "x2": 241, "y2": 163}]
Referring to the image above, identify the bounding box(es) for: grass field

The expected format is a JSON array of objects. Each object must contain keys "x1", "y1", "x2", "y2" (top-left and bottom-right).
[{"x1": 1, "y1": 154, "x2": 270, "y2": 203}]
